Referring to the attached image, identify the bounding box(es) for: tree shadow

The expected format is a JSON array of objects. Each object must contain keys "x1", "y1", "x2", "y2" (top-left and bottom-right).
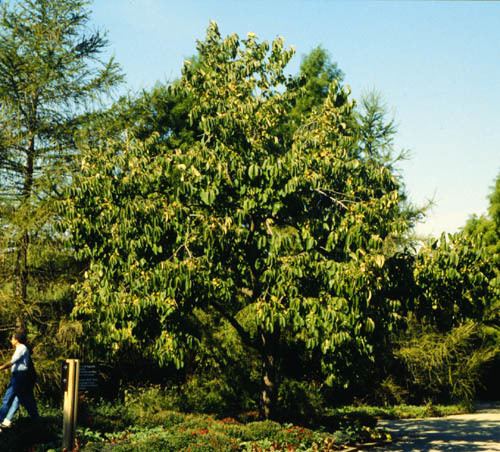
[
  {"x1": 0, "y1": 416, "x2": 60, "y2": 452},
  {"x1": 378, "y1": 417, "x2": 500, "y2": 451}
]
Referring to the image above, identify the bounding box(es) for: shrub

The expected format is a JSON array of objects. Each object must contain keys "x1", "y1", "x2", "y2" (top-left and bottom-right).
[
  {"x1": 371, "y1": 376, "x2": 410, "y2": 406},
  {"x1": 85, "y1": 427, "x2": 240, "y2": 452},
  {"x1": 277, "y1": 379, "x2": 325, "y2": 424},
  {"x1": 182, "y1": 376, "x2": 237, "y2": 414},
  {"x1": 124, "y1": 385, "x2": 183, "y2": 413},
  {"x1": 396, "y1": 321, "x2": 497, "y2": 405}
]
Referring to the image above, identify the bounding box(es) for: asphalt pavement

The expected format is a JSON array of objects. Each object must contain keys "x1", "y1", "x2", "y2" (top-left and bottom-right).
[{"x1": 374, "y1": 405, "x2": 500, "y2": 451}]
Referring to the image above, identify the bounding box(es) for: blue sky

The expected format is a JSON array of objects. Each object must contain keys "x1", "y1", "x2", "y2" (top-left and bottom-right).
[{"x1": 91, "y1": 1, "x2": 500, "y2": 237}]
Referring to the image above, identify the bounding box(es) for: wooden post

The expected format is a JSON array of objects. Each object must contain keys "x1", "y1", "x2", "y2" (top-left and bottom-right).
[{"x1": 62, "y1": 359, "x2": 80, "y2": 451}]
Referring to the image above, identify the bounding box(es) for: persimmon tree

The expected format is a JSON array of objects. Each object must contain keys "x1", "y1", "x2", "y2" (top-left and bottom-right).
[{"x1": 65, "y1": 23, "x2": 416, "y2": 418}]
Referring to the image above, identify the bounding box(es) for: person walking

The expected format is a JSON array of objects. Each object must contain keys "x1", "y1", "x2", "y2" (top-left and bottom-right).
[{"x1": 0, "y1": 330, "x2": 39, "y2": 430}]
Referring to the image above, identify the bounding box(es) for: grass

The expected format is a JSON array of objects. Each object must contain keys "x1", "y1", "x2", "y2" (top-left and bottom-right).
[{"x1": 326, "y1": 403, "x2": 470, "y2": 420}]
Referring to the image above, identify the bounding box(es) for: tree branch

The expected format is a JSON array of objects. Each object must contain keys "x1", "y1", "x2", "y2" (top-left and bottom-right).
[
  {"x1": 314, "y1": 188, "x2": 349, "y2": 210},
  {"x1": 211, "y1": 298, "x2": 258, "y2": 351}
]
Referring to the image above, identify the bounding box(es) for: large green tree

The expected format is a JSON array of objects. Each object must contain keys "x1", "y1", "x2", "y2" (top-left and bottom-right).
[
  {"x1": 65, "y1": 23, "x2": 417, "y2": 417},
  {"x1": 0, "y1": 0, "x2": 122, "y2": 329}
]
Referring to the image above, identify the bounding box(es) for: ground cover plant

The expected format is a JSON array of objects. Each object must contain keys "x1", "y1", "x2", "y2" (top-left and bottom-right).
[
  {"x1": 0, "y1": 395, "x2": 391, "y2": 451},
  {"x1": 76, "y1": 388, "x2": 391, "y2": 450},
  {"x1": 325, "y1": 403, "x2": 469, "y2": 420}
]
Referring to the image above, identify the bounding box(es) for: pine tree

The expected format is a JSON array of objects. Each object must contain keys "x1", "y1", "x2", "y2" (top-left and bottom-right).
[{"x1": 0, "y1": 0, "x2": 122, "y2": 330}]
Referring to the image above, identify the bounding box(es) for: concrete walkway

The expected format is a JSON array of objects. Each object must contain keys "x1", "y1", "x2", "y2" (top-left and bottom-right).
[{"x1": 375, "y1": 405, "x2": 500, "y2": 451}]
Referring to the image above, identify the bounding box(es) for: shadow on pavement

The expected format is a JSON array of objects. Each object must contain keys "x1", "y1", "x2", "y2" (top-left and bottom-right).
[{"x1": 376, "y1": 415, "x2": 500, "y2": 451}]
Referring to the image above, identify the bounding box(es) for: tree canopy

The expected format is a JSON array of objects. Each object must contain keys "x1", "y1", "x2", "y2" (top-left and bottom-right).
[{"x1": 64, "y1": 23, "x2": 421, "y2": 417}]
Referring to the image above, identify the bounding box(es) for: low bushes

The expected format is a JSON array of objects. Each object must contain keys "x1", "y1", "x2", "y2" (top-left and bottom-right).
[
  {"x1": 80, "y1": 413, "x2": 384, "y2": 451},
  {"x1": 74, "y1": 388, "x2": 388, "y2": 451}
]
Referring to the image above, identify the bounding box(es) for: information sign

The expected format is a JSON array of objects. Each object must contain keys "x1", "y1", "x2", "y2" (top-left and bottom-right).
[{"x1": 79, "y1": 364, "x2": 99, "y2": 392}]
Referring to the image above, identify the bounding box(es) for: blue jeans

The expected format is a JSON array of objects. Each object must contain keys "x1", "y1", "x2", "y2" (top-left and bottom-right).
[
  {"x1": 3, "y1": 395, "x2": 19, "y2": 422},
  {"x1": 0, "y1": 372, "x2": 38, "y2": 420}
]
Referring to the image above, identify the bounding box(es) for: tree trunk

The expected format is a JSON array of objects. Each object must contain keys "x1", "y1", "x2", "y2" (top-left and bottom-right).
[
  {"x1": 15, "y1": 140, "x2": 34, "y2": 306},
  {"x1": 23, "y1": 139, "x2": 35, "y2": 198},
  {"x1": 260, "y1": 330, "x2": 279, "y2": 419},
  {"x1": 15, "y1": 231, "x2": 29, "y2": 304}
]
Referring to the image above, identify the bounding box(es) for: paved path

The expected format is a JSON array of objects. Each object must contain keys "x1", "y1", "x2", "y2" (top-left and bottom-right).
[{"x1": 375, "y1": 406, "x2": 500, "y2": 451}]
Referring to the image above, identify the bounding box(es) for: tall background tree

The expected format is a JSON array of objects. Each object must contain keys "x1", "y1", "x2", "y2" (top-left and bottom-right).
[
  {"x1": 289, "y1": 46, "x2": 343, "y2": 126},
  {"x1": 0, "y1": 0, "x2": 122, "y2": 388}
]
